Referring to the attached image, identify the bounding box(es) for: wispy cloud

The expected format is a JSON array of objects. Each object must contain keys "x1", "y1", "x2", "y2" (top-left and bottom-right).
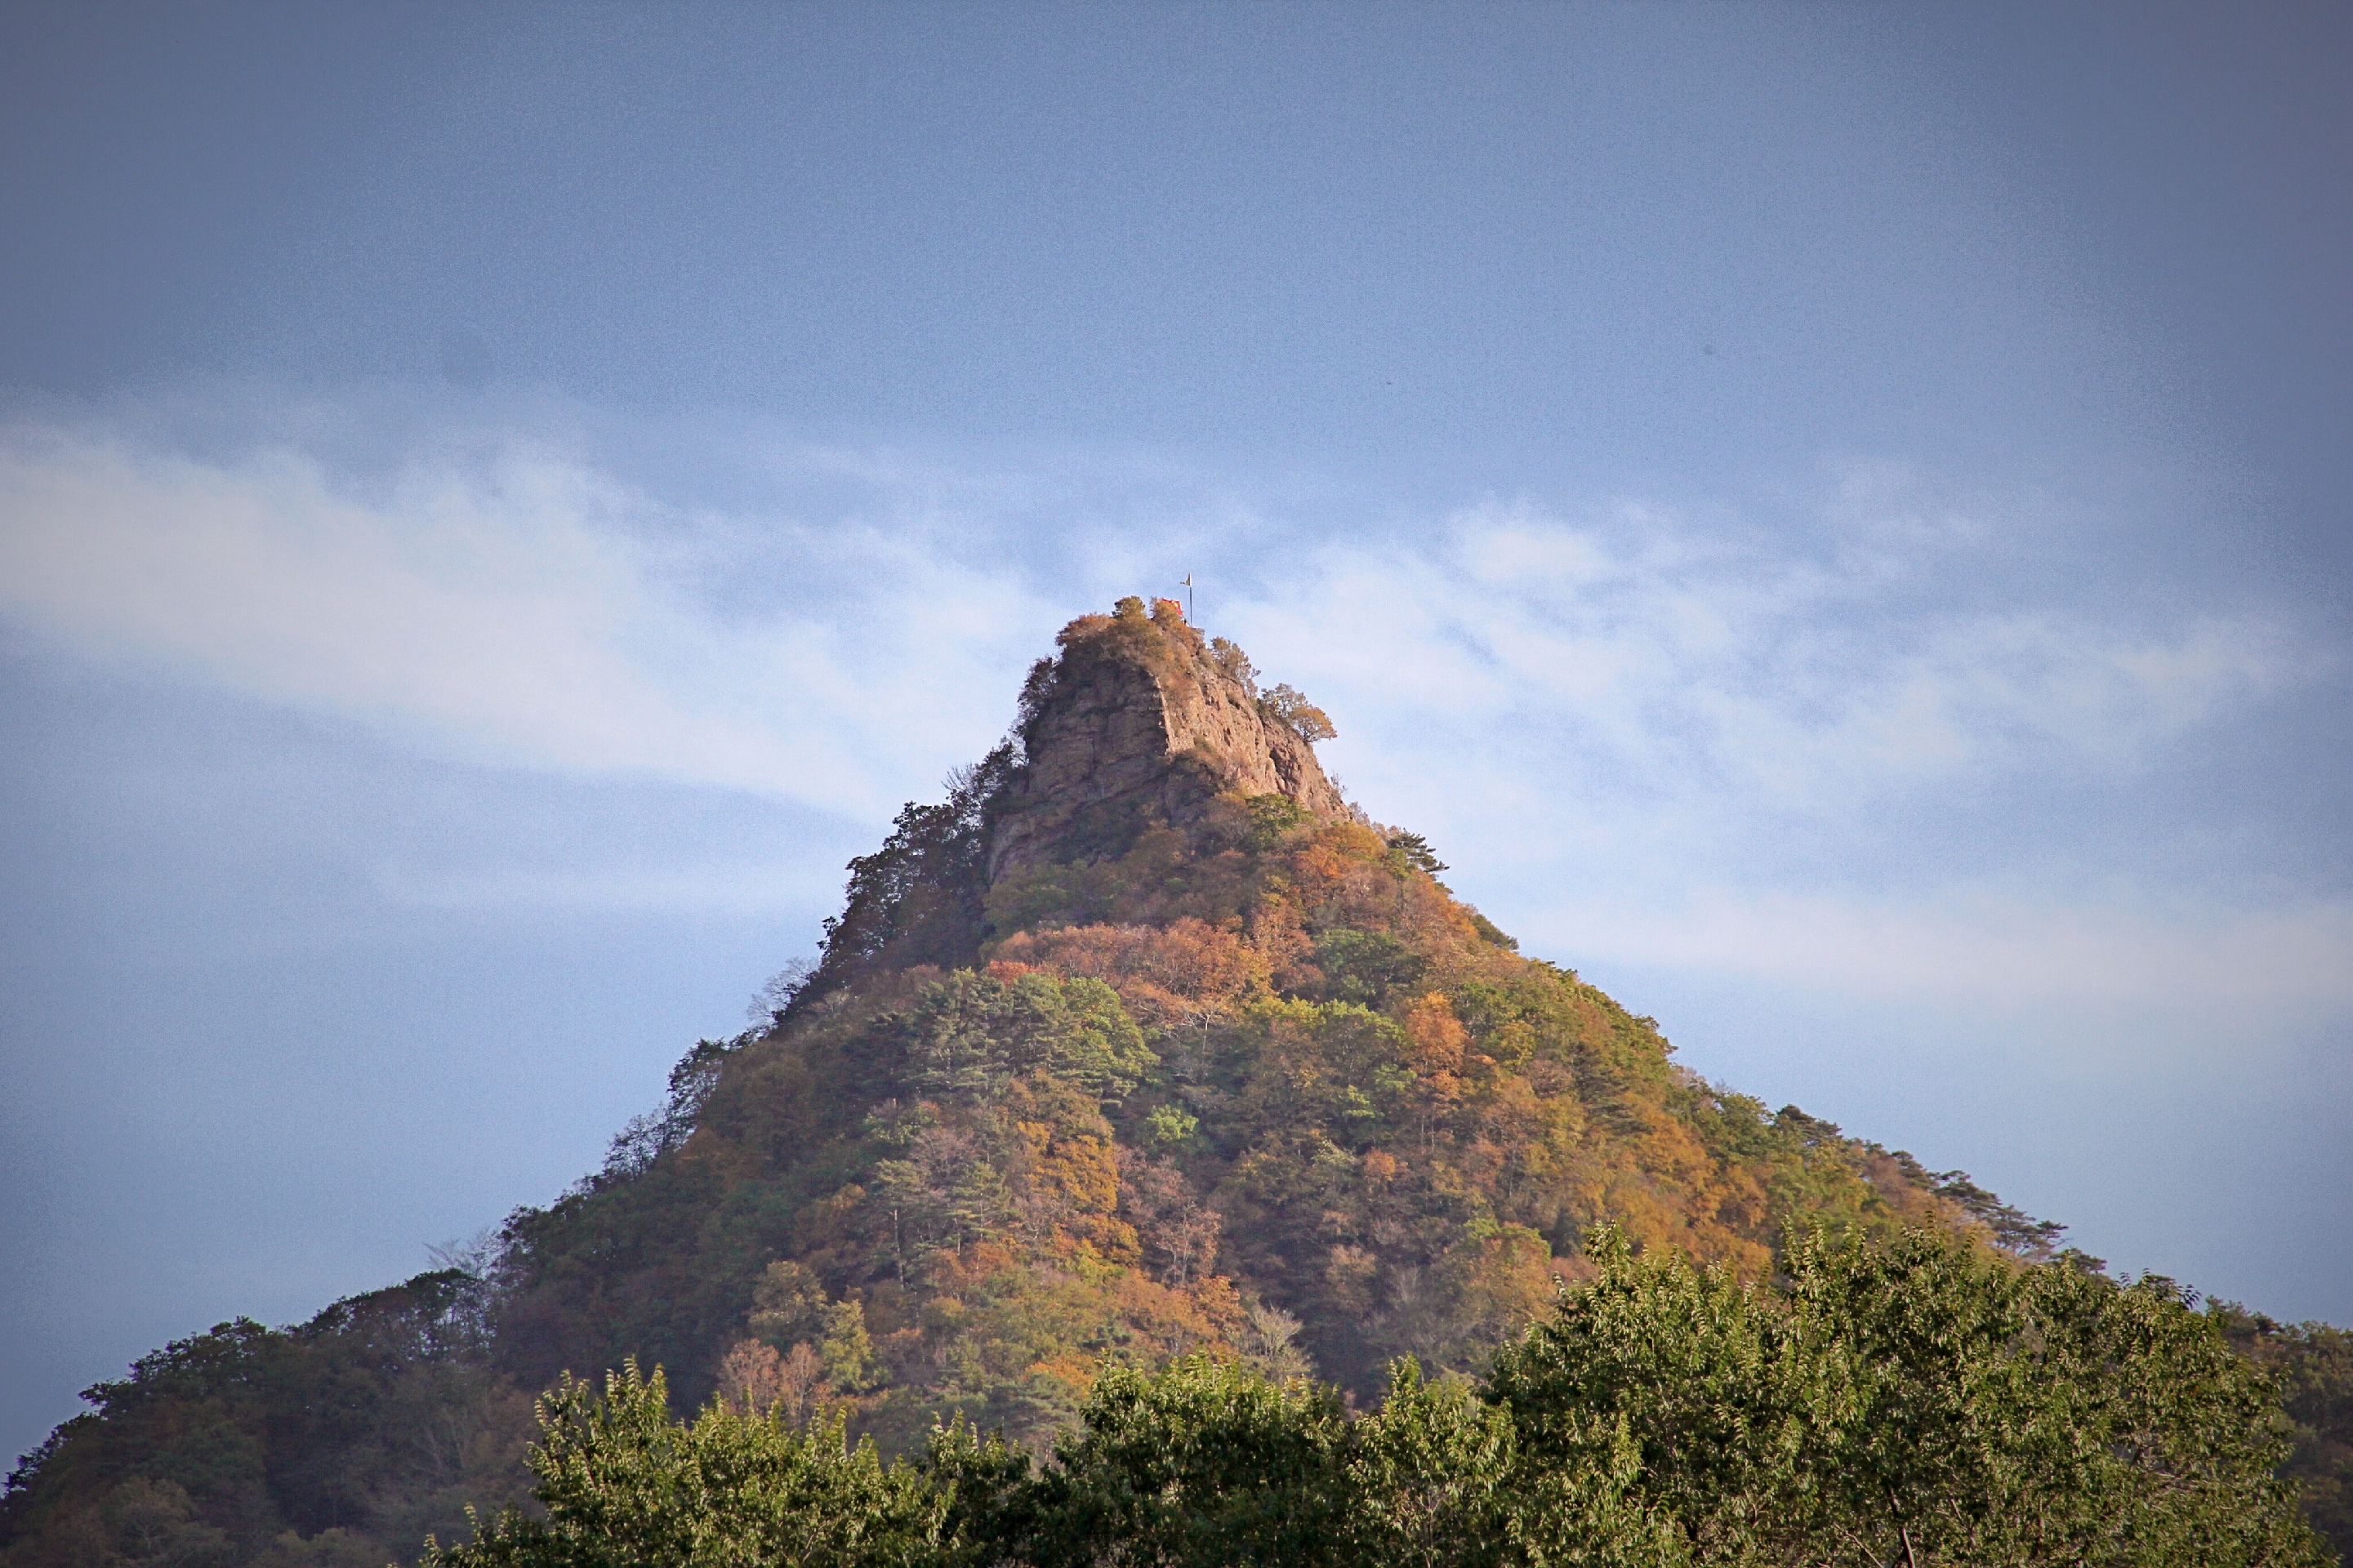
[
  {"x1": 1235, "y1": 501, "x2": 2295, "y2": 823},
  {"x1": 0, "y1": 423, "x2": 1044, "y2": 815},
  {"x1": 2, "y1": 414, "x2": 2341, "y2": 1027},
  {"x1": 6, "y1": 425, "x2": 2290, "y2": 825},
  {"x1": 1219, "y1": 505, "x2": 2346, "y2": 1028},
  {"x1": 1532, "y1": 886, "x2": 2353, "y2": 1014}
]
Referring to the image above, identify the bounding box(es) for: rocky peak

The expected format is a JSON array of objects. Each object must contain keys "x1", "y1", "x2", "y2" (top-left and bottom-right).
[{"x1": 988, "y1": 597, "x2": 1348, "y2": 880}]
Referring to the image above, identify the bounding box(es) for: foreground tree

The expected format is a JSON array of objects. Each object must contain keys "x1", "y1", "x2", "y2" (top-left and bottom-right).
[
  {"x1": 420, "y1": 1362, "x2": 943, "y2": 1568},
  {"x1": 421, "y1": 1228, "x2": 2332, "y2": 1567},
  {"x1": 1488, "y1": 1228, "x2": 2331, "y2": 1566}
]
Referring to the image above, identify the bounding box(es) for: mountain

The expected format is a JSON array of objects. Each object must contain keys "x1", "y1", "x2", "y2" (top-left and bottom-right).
[
  {"x1": 6, "y1": 595, "x2": 2345, "y2": 1567},
  {"x1": 492, "y1": 595, "x2": 1996, "y2": 1429}
]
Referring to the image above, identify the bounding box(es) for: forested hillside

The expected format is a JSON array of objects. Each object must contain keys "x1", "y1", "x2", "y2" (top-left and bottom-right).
[{"x1": 6, "y1": 598, "x2": 2344, "y2": 1566}]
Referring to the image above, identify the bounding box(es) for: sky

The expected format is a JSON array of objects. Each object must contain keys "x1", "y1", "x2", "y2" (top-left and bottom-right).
[{"x1": 2, "y1": 1, "x2": 2349, "y2": 1466}]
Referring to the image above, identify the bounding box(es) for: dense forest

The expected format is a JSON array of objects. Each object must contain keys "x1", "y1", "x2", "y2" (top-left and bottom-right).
[{"x1": 5, "y1": 599, "x2": 2345, "y2": 1566}]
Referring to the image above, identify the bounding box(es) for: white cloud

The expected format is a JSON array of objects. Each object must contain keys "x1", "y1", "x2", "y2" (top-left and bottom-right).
[
  {"x1": 1531, "y1": 885, "x2": 2353, "y2": 1013},
  {"x1": 1237, "y1": 501, "x2": 2295, "y2": 824},
  {"x1": 1217, "y1": 501, "x2": 2346, "y2": 1039},
  {"x1": 0, "y1": 424, "x2": 1045, "y2": 815},
  {"x1": 2, "y1": 416, "x2": 2337, "y2": 1031},
  {"x1": 7, "y1": 429, "x2": 2284, "y2": 831},
  {"x1": 366, "y1": 858, "x2": 842, "y2": 915}
]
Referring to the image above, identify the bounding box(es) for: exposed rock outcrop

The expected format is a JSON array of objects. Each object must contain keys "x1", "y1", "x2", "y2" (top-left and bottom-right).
[{"x1": 988, "y1": 597, "x2": 1348, "y2": 880}]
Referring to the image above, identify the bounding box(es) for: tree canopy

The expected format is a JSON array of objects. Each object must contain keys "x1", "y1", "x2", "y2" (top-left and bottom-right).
[{"x1": 424, "y1": 1229, "x2": 2333, "y2": 1567}]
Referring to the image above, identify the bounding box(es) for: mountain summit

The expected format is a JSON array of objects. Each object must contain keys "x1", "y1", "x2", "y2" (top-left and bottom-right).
[
  {"x1": 791, "y1": 597, "x2": 1353, "y2": 1009},
  {"x1": 991, "y1": 599, "x2": 1348, "y2": 879}
]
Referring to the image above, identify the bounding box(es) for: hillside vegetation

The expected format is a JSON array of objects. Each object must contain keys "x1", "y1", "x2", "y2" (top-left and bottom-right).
[
  {"x1": 5, "y1": 598, "x2": 2343, "y2": 1566},
  {"x1": 422, "y1": 1230, "x2": 2331, "y2": 1567}
]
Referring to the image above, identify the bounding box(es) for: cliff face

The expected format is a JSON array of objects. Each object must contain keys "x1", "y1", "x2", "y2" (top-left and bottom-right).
[{"x1": 987, "y1": 598, "x2": 1348, "y2": 880}]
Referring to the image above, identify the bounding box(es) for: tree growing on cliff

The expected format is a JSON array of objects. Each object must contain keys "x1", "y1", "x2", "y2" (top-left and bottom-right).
[{"x1": 1260, "y1": 683, "x2": 1337, "y2": 743}]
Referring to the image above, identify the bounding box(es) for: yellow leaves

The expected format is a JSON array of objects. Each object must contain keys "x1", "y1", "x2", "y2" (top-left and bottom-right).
[
  {"x1": 1188, "y1": 1273, "x2": 1246, "y2": 1339},
  {"x1": 1404, "y1": 991, "x2": 1468, "y2": 1078},
  {"x1": 1055, "y1": 1137, "x2": 1122, "y2": 1215},
  {"x1": 923, "y1": 1241, "x2": 1019, "y2": 1296},
  {"x1": 858, "y1": 1250, "x2": 1254, "y2": 1446},
  {"x1": 1009, "y1": 1111, "x2": 1136, "y2": 1264},
  {"x1": 1027, "y1": 1351, "x2": 1100, "y2": 1404},
  {"x1": 1285, "y1": 824, "x2": 1393, "y2": 905},
  {"x1": 1451, "y1": 1221, "x2": 1559, "y2": 1342},
  {"x1": 1054, "y1": 611, "x2": 1116, "y2": 646}
]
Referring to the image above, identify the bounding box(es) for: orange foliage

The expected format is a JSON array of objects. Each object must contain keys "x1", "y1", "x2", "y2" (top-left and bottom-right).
[
  {"x1": 1403, "y1": 993, "x2": 1468, "y2": 1075},
  {"x1": 994, "y1": 918, "x2": 1269, "y2": 1031}
]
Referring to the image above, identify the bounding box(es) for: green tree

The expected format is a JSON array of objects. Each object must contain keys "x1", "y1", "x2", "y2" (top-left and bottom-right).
[
  {"x1": 1486, "y1": 1227, "x2": 2333, "y2": 1566},
  {"x1": 906, "y1": 973, "x2": 1157, "y2": 1104},
  {"x1": 421, "y1": 1362, "x2": 941, "y2": 1568},
  {"x1": 978, "y1": 1356, "x2": 1350, "y2": 1568},
  {"x1": 401, "y1": 1237, "x2": 2337, "y2": 1568},
  {"x1": 1339, "y1": 1360, "x2": 1513, "y2": 1568}
]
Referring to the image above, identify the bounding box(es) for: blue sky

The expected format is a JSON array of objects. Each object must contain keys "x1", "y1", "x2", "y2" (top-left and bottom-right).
[{"x1": 2, "y1": 2, "x2": 2348, "y2": 1464}]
